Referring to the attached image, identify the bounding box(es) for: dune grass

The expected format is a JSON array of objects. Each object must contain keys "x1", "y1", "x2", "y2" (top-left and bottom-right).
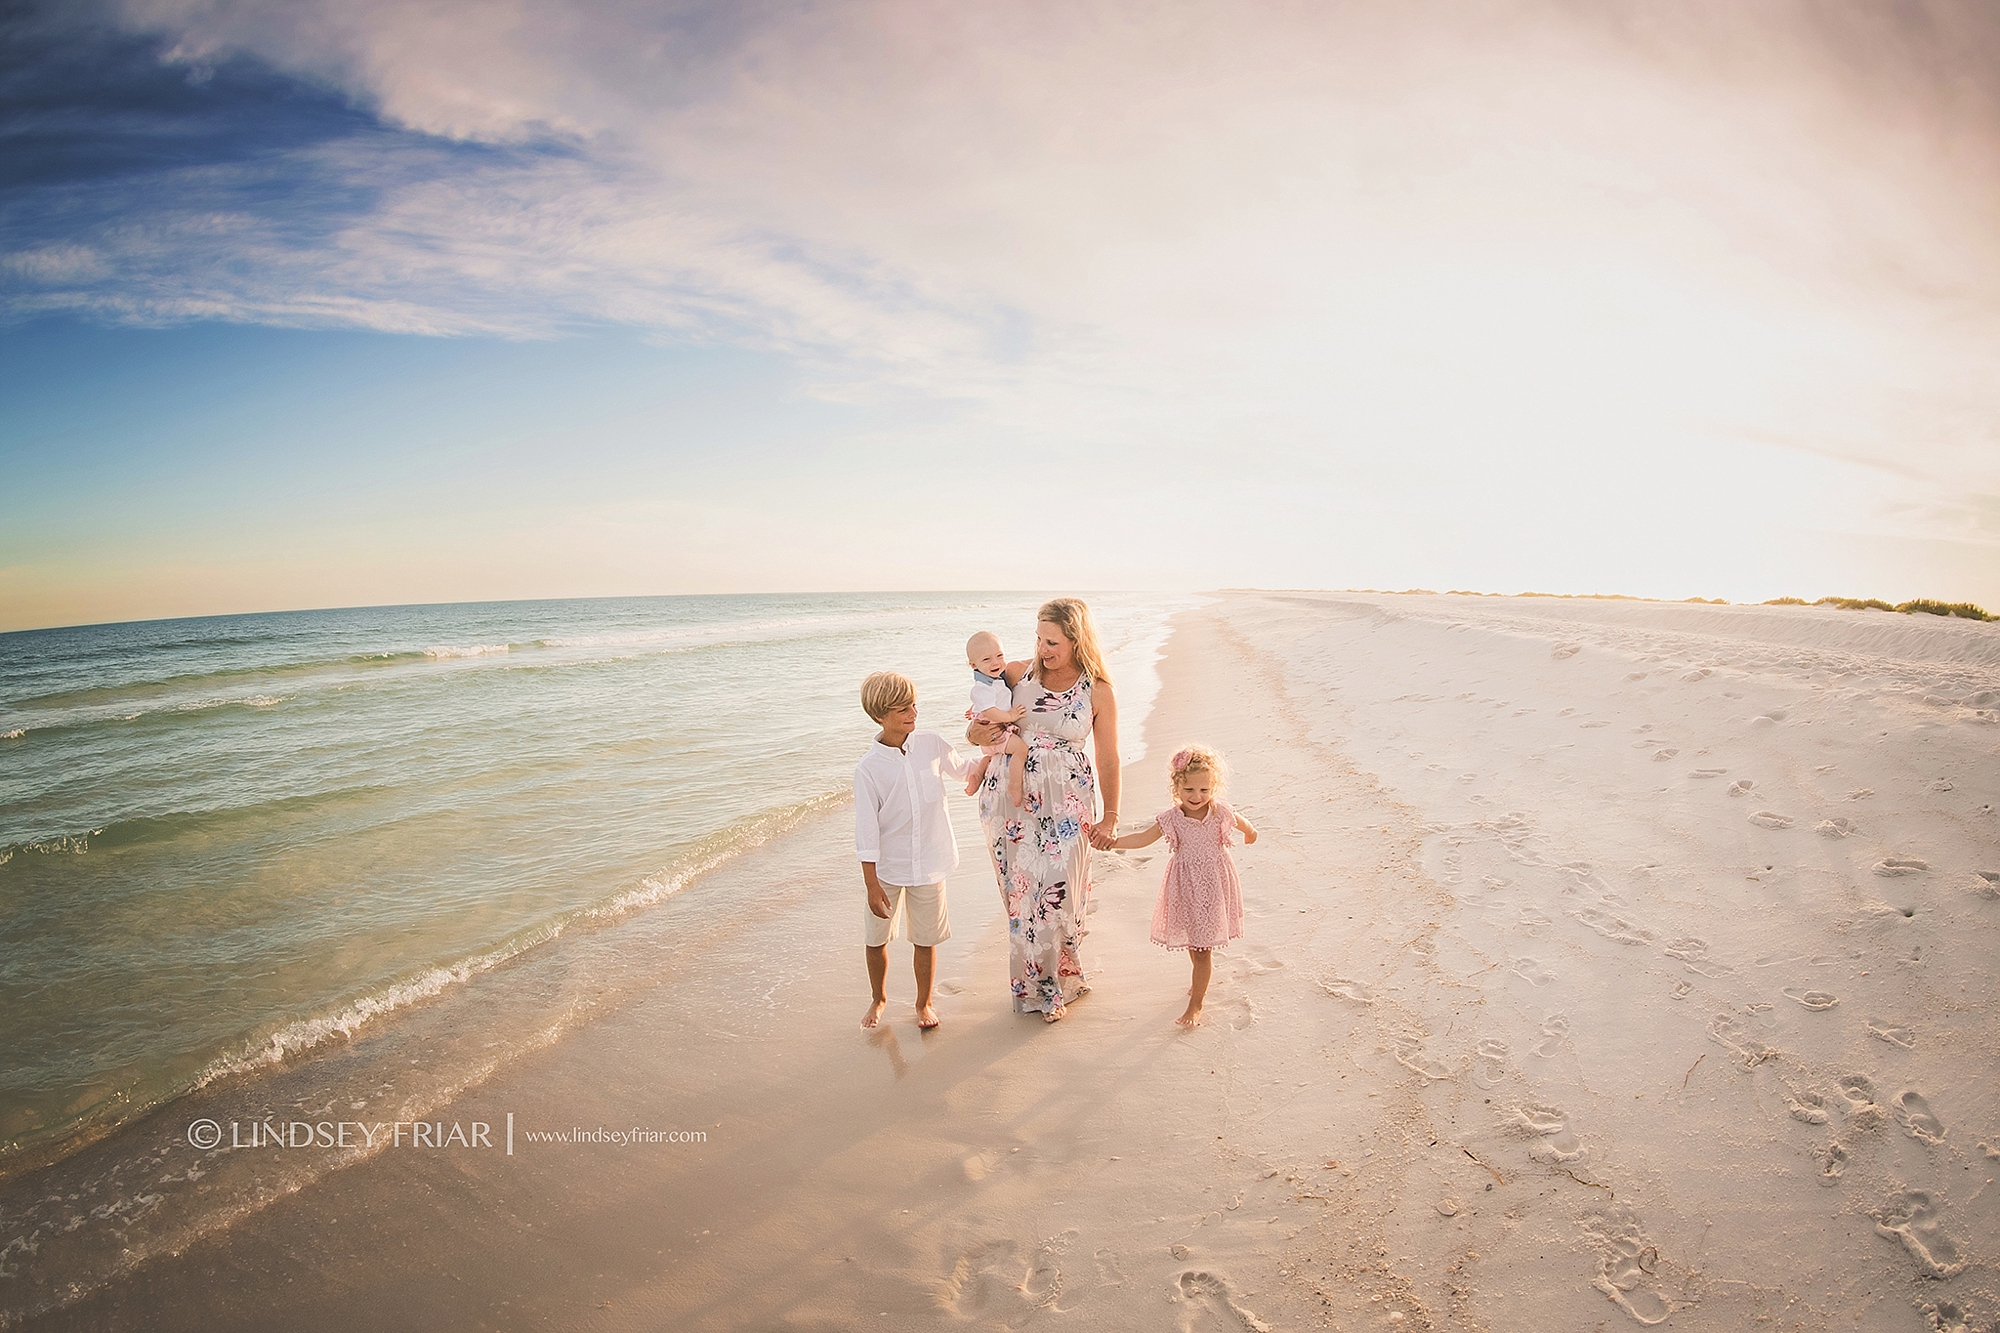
[{"x1": 1760, "y1": 596, "x2": 1992, "y2": 621}]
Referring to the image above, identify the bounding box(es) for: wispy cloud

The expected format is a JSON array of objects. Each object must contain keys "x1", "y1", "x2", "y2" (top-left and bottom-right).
[{"x1": 6, "y1": 0, "x2": 1999, "y2": 598}]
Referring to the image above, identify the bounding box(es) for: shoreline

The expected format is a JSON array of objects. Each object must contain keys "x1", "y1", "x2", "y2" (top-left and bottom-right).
[{"x1": 8, "y1": 592, "x2": 1996, "y2": 1331}]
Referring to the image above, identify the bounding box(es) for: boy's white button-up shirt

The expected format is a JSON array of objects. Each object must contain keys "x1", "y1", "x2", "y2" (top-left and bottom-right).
[{"x1": 854, "y1": 730, "x2": 974, "y2": 886}]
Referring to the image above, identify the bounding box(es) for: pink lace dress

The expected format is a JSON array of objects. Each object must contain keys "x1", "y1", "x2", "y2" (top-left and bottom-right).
[{"x1": 1149, "y1": 801, "x2": 1244, "y2": 951}]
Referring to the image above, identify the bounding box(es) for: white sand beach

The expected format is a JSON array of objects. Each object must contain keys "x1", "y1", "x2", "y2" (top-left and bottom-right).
[{"x1": 12, "y1": 591, "x2": 1997, "y2": 1332}]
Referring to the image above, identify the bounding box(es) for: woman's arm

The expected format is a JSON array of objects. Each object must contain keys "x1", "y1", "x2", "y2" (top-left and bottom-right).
[
  {"x1": 1087, "y1": 680, "x2": 1121, "y2": 848},
  {"x1": 966, "y1": 718, "x2": 1001, "y2": 747},
  {"x1": 1233, "y1": 812, "x2": 1258, "y2": 844},
  {"x1": 1108, "y1": 821, "x2": 1162, "y2": 850}
]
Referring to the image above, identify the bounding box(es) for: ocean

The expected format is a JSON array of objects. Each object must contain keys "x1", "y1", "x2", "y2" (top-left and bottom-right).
[{"x1": 0, "y1": 591, "x2": 1196, "y2": 1183}]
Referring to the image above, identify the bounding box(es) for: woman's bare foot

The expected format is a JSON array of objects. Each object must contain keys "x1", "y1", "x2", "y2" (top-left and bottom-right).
[
  {"x1": 1175, "y1": 1004, "x2": 1204, "y2": 1027},
  {"x1": 916, "y1": 1004, "x2": 941, "y2": 1029},
  {"x1": 1044, "y1": 1002, "x2": 1066, "y2": 1023},
  {"x1": 861, "y1": 999, "x2": 887, "y2": 1029}
]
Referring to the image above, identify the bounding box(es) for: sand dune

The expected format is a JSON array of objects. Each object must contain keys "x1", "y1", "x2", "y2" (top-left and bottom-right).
[{"x1": 9, "y1": 591, "x2": 1995, "y2": 1332}]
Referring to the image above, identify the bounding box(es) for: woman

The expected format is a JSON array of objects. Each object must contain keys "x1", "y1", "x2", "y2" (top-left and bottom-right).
[{"x1": 969, "y1": 598, "x2": 1122, "y2": 1022}]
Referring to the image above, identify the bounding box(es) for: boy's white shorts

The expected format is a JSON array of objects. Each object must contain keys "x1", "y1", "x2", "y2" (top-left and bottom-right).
[{"x1": 866, "y1": 882, "x2": 951, "y2": 948}]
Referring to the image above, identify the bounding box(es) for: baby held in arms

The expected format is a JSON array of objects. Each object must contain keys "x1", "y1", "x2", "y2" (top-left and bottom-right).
[{"x1": 963, "y1": 631, "x2": 1031, "y2": 805}]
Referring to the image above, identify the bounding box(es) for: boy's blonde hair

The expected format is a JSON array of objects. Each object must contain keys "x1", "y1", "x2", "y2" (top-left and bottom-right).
[
  {"x1": 1032, "y1": 597, "x2": 1113, "y2": 685},
  {"x1": 861, "y1": 671, "x2": 917, "y2": 722},
  {"x1": 1168, "y1": 744, "x2": 1226, "y2": 795}
]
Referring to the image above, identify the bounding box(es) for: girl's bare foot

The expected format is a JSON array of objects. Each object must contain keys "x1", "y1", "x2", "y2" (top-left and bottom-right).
[
  {"x1": 1044, "y1": 1002, "x2": 1066, "y2": 1023},
  {"x1": 1175, "y1": 1004, "x2": 1204, "y2": 1027},
  {"x1": 916, "y1": 1004, "x2": 941, "y2": 1029},
  {"x1": 861, "y1": 999, "x2": 887, "y2": 1029}
]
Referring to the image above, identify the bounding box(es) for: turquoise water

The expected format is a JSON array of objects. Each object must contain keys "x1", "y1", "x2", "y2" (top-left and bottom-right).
[{"x1": 0, "y1": 592, "x2": 1193, "y2": 1172}]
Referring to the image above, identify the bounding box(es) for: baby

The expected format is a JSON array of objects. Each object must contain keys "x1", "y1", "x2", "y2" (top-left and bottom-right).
[{"x1": 963, "y1": 631, "x2": 1030, "y2": 801}]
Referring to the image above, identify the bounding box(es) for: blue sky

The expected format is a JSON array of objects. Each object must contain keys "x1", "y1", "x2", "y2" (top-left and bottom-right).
[{"x1": 4, "y1": 0, "x2": 1998, "y2": 631}]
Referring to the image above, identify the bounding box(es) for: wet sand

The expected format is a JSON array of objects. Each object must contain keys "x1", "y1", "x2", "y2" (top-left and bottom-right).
[{"x1": 9, "y1": 591, "x2": 1998, "y2": 1331}]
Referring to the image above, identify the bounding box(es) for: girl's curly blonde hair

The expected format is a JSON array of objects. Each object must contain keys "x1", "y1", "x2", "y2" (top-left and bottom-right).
[{"x1": 1168, "y1": 744, "x2": 1226, "y2": 796}]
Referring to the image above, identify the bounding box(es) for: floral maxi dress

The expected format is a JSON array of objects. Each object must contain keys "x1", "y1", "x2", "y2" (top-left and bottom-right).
[{"x1": 978, "y1": 675, "x2": 1096, "y2": 1014}]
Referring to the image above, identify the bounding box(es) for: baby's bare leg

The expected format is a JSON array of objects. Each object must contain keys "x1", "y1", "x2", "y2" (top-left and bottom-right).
[{"x1": 1003, "y1": 733, "x2": 1030, "y2": 807}]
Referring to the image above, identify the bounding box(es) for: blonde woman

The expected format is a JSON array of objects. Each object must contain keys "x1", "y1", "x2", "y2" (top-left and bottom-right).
[{"x1": 966, "y1": 598, "x2": 1122, "y2": 1022}]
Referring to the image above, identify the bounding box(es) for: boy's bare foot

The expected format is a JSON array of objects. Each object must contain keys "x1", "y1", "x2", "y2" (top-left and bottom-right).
[
  {"x1": 861, "y1": 999, "x2": 887, "y2": 1029},
  {"x1": 1175, "y1": 1004, "x2": 1204, "y2": 1027},
  {"x1": 916, "y1": 1004, "x2": 941, "y2": 1029},
  {"x1": 1044, "y1": 1002, "x2": 1066, "y2": 1023}
]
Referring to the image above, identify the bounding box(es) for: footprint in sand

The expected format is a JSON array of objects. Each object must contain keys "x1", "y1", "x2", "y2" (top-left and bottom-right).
[
  {"x1": 1966, "y1": 871, "x2": 2000, "y2": 900},
  {"x1": 1651, "y1": 748, "x2": 1679, "y2": 761},
  {"x1": 1682, "y1": 668, "x2": 1712, "y2": 681},
  {"x1": 1728, "y1": 780, "x2": 1755, "y2": 797},
  {"x1": 1670, "y1": 980, "x2": 1693, "y2": 999},
  {"x1": 1626, "y1": 671, "x2": 1647, "y2": 680},
  {"x1": 1553, "y1": 643, "x2": 1582, "y2": 658},
  {"x1": 1873, "y1": 1190, "x2": 1966, "y2": 1277},
  {"x1": 1873, "y1": 857, "x2": 1928, "y2": 877},
  {"x1": 1094, "y1": 1248, "x2": 1126, "y2": 1289},
  {"x1": 1866, "y1": 1020, "x2": 1916, "y2": 1049},
  {"x1": 1781, "y1": 987, "x2": 1838, "y2": 1011},
  {"x1": 1510, "y1": 957, "x2": 1556, "y2": 986},
  {"x1": 1689, "y1": 768, "x2": 1728, "y2": 778},
  {"x1": 1664, "y1": 937, "x2": 1732, "y2": 977},
  {"x1": 1748, "y1": 811, "x2": 1794, "y2": 829},
  {"x1": 1474, "y1": 1038, "x2": 1510, "y2": 1087},
  {"x1": 1817, "y1": 1141, "x2": 1848, "y2": 1186},
  {"x1": 1708, "y1": 1014, "x2": 1777, "y2": 1066},
  {"x1": 1815, "y1": 818, "x2": 1856, "y2": 838},
  {"x1": 1786, "y1": 1090, "x2": 1830, "y2": 1124},
  {"x1": 1517, "y1": 906, "x2": 1553, "y2": 934},
  {"x1": 1573, "y1": 906, "x2": 1654, "y2": 945},
  {"x1": 1171, "y1": 1270, "x2": 1273, "y2": 1333},
  {"x1": 1581, "y1": 1208, "x2": 1671, "y2": 1325},
  {"x1": 1836, "y1": 1075, "x2": 1886, "y2": 1129},
  {"x1": 1514, "y1": 1103, "x2": 1586, "y2": 1163},
  {"x1": 1533, "y1": 1014, "x2": 1569, "y2": 1058},
  {"x1": 1392, "y1": 1035, "x2": 1453, "y2": 1081},
  {"x1": 1895, "y1": 1091, "x2": 1947, "y2": 1144},
  {"x1": 942, "y1": 1238, "x2": 1065, "y2": 1315},
  {"x1": 1318, "y1": 975, "x2": 1376, "y2": 1004},
  {"x1": 1581, "y1": 720, "x2": 1610, "y2": 729}
]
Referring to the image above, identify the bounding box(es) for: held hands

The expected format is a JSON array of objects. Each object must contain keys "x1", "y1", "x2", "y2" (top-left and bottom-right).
[{"x1": 1087, "y1": 814, "x2": 1119, "y2": 850}]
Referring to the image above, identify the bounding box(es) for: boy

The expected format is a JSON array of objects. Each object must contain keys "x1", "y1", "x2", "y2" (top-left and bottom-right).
[
  {"x1": 962, "y1": 631, "x2": 1031, "y2": 804},
  {"x1": 854, "y1": 671, "x2": 975, "y2": 1030}
]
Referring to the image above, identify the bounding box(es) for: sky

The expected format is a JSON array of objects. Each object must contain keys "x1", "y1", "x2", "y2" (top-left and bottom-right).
[{"x1": 3, "y1": 0, "x2": 1998, "y2": 632}]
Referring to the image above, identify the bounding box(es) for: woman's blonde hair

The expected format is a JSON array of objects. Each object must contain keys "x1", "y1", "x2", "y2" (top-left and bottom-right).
[
  {"x1": 1032, "y1": 597, "x2": 1113, "y2": 685},
  {"x1": 1168, "y1": 744, "x2": 1226, "y2": 795},
  {"x1": 860, "y1": 670, "x2": 916, "y2": 722}
]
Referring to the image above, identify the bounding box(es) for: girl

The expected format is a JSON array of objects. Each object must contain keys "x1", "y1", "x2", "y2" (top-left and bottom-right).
[{"x1": 1109, "y1": 745, "x2": 1256, "y2": 1027}]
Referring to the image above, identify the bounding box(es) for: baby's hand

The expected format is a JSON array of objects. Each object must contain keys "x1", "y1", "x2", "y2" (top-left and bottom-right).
[{"x1": 1003, "y1": 704, "x2": 1028, "y2": 724}]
